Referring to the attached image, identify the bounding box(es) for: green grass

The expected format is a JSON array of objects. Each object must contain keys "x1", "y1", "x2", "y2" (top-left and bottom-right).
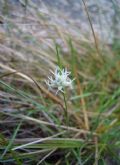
[{"x1": 0, "y1": 0, "x2": 120, "y2": 165}]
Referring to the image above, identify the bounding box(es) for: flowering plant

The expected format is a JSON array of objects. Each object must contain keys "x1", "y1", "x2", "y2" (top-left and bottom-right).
[{"x1": 46, "y1": 67, "x2": 74, "y2": 94}]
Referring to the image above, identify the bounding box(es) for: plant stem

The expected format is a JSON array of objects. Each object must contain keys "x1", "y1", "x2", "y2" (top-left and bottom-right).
[{"x1": 63, "y1": 91, "x2": 68, "y2": 125}]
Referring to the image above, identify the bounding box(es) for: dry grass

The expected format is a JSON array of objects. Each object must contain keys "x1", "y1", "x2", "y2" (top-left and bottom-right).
[{"x1": 0, "y1": 1, "x2": 120, "y2": 165}]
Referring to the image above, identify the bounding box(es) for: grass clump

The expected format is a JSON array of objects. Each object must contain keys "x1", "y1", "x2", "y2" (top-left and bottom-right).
[{"x1": 0, "y1": 1, "x2": 120, "y2": 165}]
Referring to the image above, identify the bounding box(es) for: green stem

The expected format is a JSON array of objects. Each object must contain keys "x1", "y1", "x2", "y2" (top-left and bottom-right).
[
  {"x1": 63, "y1": 91, "x2": 68, "y2": 125},
  {"x1": 55, "y1": 43, "x2": 62, "y2": 69}
]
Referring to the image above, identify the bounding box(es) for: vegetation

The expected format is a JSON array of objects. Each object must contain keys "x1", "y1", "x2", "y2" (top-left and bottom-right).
[{"x1": 0, "y1": 0, "x2": 120, "y2": 164}]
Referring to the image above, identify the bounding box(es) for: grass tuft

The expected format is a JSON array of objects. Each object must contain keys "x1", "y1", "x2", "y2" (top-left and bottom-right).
[{"x1": 0, "y1": 0, "x2": 120, "y2": 164}]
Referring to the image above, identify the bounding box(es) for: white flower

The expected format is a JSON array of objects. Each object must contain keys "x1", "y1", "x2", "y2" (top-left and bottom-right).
[{"x1": 46, "y1": 67, "x2": 75, "y2": 94}]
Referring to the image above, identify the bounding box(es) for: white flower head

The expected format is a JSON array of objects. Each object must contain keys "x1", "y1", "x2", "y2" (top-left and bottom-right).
[{"x1": 46, "y1": 66, "x2": 75, "y2": 94}]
